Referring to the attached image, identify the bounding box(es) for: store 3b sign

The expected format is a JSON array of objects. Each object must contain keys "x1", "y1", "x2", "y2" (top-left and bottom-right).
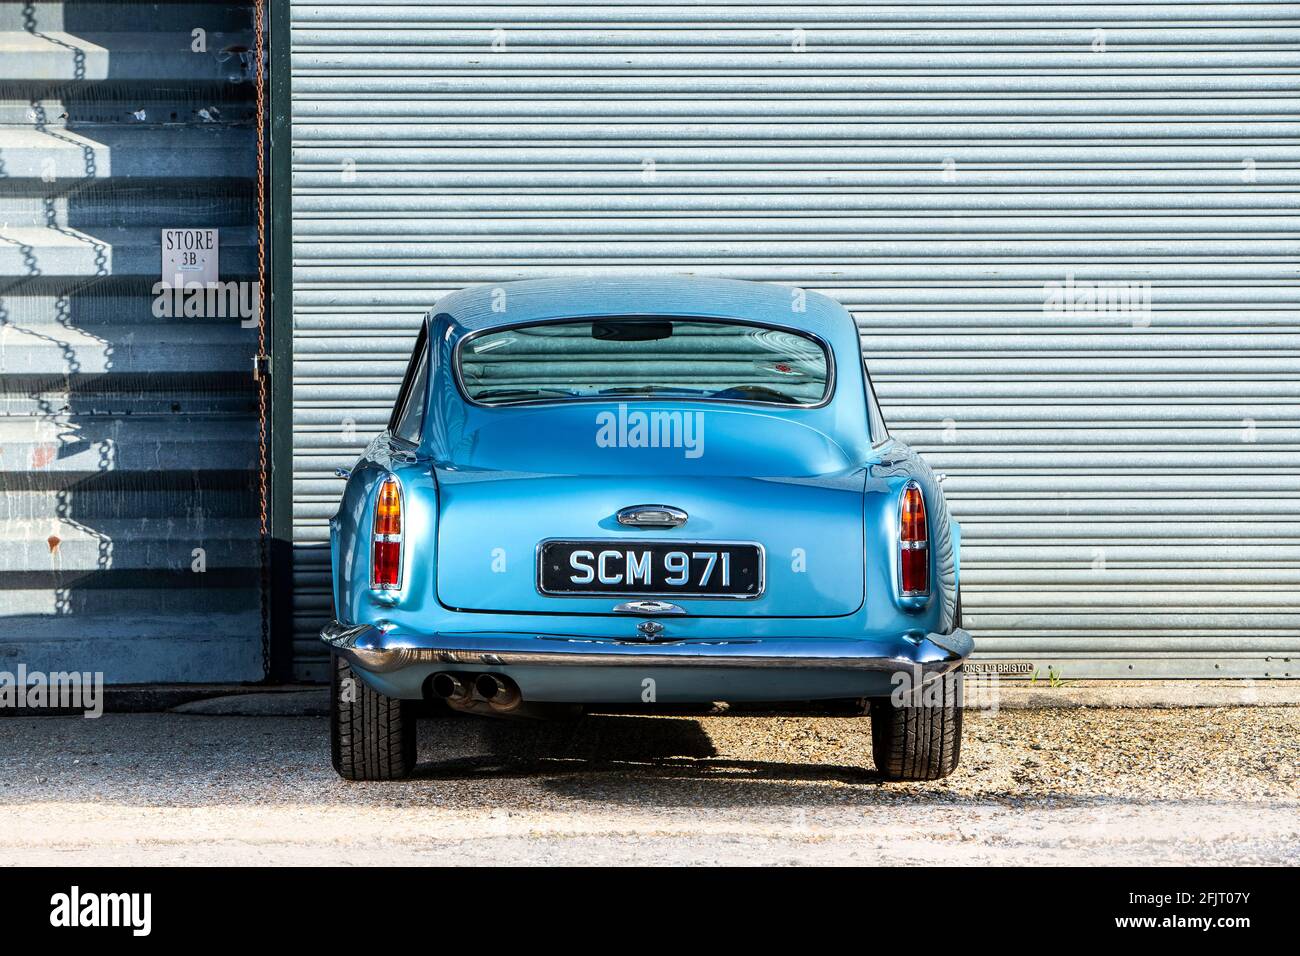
[{"x1": 161, "y1": 228, "x2": 218, "y2": 285}]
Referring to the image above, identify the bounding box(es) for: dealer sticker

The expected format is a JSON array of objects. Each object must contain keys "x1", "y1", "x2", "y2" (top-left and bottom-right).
[{"x1": 965, "y1": 661, "x2": 1034, "y2": 675}]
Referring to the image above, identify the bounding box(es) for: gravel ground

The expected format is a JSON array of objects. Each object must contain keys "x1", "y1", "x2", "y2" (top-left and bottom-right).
[{"x1": 0, "y1": 707, "x2": 1296, "y2": 865}]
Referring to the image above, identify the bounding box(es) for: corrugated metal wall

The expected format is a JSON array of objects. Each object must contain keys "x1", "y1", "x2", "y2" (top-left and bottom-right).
[
  {"x1": 289, "y1": 0, "x2": 1300, "y2": 681},
  {"x1": 0, "y1": 0, "x2": 263, "y2": 682}
]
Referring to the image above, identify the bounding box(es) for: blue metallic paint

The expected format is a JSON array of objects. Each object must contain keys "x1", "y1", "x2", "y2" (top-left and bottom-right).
[{"x1": 326, "y1": 278, "x2": 967, "y2": 704}]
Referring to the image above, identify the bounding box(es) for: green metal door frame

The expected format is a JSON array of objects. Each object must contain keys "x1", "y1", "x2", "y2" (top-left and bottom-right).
[{"x1": 268, "y1": 0, "x2": 296, "y2": 680}]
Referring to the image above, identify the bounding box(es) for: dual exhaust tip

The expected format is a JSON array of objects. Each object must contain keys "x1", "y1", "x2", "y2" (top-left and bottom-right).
[{"x1": 431, "y1": 671, "x2": 521, "y2": 713}]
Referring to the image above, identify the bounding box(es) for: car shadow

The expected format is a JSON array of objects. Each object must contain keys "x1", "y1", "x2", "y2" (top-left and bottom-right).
[{"x1": 410, "y1": 712, "x2": 888, "y2": 790}]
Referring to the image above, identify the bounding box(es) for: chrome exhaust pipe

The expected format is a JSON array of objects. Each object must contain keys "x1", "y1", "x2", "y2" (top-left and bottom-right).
[
  {"x1": 474, "y1": 673, "x2": 522, "y2": 712},
  {"x1": 431, "y1": 672, "x2": 470, "y2": 702}
]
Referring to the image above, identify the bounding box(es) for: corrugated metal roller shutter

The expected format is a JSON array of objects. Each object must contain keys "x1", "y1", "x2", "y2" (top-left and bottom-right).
[
  {"x1": 289, "y1": 0, "x2": 1300, "y2": 681},
  {"x1": 1, "y1": 0, "x2": 262, "y2": 682}
]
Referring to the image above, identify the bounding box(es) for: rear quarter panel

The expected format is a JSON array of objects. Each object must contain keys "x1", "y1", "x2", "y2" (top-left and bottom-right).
[
  {"x1": 330, "y1": 437, "x2": 434, "y2": 623},
  {"x1": 865, "y1": 439, "x2": 960, "y2": 635}
]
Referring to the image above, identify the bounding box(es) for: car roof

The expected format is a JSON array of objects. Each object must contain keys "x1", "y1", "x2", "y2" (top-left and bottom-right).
[{"x1": 430, "y1": 277, "x2": 855, "y2": 339}]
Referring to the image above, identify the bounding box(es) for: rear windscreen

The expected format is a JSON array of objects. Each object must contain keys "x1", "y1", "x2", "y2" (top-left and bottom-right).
[{"x1": 458, "y1": 317, "x2": 831, "y2": 407}]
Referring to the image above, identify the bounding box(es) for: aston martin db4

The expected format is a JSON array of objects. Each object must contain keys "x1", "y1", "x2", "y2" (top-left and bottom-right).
[{"x1": 323, "y1": 277, "x2": 972, "y2": 780}]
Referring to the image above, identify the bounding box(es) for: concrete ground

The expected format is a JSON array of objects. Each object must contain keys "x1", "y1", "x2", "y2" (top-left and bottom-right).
[{"x1": 0, "y1": 706, "x2": 1296, "y2": 865}]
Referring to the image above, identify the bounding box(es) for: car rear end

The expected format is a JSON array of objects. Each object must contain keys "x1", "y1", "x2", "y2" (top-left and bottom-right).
[{"x1": 323, "y1": 278, "x2": 971, "y2": 781}]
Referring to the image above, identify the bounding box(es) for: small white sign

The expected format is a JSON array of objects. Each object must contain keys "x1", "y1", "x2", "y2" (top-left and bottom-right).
[
  {"x1": 964, "y1": 661, "x2": 1034, "y2": 676},
  {"x1": 161, "y1": 228, "x2": 218, "y2": 285}
]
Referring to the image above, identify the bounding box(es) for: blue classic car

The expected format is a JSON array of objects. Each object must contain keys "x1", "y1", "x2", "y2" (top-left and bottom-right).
[{"x1": 323, "y1": 277, "x2": 972, "y2": 780}]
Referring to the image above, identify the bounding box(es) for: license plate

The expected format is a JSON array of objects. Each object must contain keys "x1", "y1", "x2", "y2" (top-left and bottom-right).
[{"x1": 538, "y1": 540, "x2": 763, "y2": 598}]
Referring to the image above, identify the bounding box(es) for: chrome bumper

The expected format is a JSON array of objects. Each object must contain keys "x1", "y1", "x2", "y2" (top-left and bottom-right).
[{"x1": 320, "y1": 620, "x2": 973, "y2": 680}]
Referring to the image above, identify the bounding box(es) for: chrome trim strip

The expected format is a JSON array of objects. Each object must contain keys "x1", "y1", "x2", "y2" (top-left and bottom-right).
[
  {"x1": 535, "y1": 538, "x2": 766, "y2": 600},
  {"x1": 320, "y1": 620, "x2": 973, "y2": 678}
]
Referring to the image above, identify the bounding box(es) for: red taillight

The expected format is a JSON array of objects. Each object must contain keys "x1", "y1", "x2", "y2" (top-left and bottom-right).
[
  {"x1": 899, "y1": 482, "x2": 929, "y2": 597},
  {"x1": 371, "y1": 476, "x2": 402, "y2": 589}
]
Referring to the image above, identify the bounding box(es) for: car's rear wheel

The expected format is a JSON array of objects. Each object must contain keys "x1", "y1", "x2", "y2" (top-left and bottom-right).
[
  {"x1": 868, "y1": 590, "x2": 964, "y2": 781},
  {"x1": 869, "y1": 668, "x2": 963, "y2": 781},
  {"x1": 330, "y1": 654, "x2": 417, "y2": 780}
]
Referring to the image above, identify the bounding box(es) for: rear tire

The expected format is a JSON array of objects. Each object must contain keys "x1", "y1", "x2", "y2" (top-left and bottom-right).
[
  {"x1": 330, "y1": 654, "x2": 417, "y2": 780},
  {"x1": 870, "y1": 669, "x2": 963, "y2": 781},
  {"x1": 870, "y1": 583, "x2": 965, "y2": 782}
]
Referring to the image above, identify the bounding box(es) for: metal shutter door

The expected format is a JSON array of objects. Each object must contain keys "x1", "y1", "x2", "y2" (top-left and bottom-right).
[
  {"x1": 288, "y1": 1, "x2": 1300, "y2": 680},
  {"x1": 1, "y1": 1, "x2": 262, "y2": 682}
]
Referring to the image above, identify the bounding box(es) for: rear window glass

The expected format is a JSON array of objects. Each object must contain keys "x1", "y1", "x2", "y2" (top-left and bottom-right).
[
  {"x1": 391, "y1": 343, "x2": 428, "y2": 443},
  {"x1": 458, "y1": 317, "x2": 831, "y2": 407}
]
